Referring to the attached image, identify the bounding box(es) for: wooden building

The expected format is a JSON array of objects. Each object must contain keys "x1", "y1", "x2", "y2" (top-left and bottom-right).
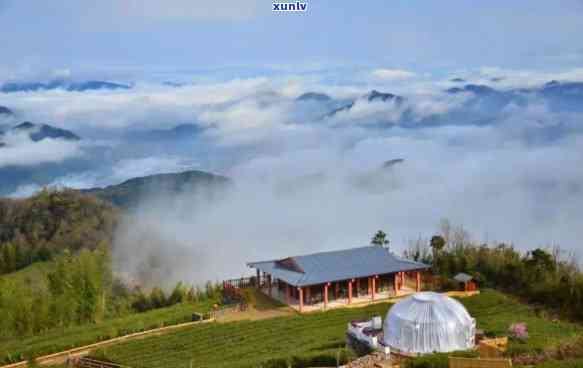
[{"x1": 248, "y1": 246, "x2": 430, "y2": 312}]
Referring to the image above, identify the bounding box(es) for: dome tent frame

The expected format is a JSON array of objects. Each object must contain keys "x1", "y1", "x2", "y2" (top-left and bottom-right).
[{"x1": 383, "y1": 292, "x2": 476, "y2": 354}]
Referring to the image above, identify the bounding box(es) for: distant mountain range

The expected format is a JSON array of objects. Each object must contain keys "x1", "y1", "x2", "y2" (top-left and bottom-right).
[
  {"x1": 0, "y1": 122, "x2": 80, "y2": 147},
  {"x1": 325, "y1": 90, "x2": 405, "y2": 118},
  {"x1": 296, "y1": 92, "x2": 332, "y2": 102},
  {"x1": 0, "y1": 106, "x2": 13, "y2": 115},
  {"x1": 0, "y1": 80, "x2": 131, "y2": 93},
  {"x1": 127, "y1": 123, "x2": 205, "y2": 141},
  {"x1": 80, "y1": 170, "x2": 232, "y2": 208}
]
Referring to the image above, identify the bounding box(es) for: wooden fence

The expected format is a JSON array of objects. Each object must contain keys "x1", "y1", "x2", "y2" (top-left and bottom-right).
[
  {"x1": 478, "y1": 337, "x2": 508, "y2": 359},
  {"x1": 72, "y1": 357, "x2": 129, "y2": 368},
  {"x1": 449, "y1": 357, "x2": 512, "y2": 368}
]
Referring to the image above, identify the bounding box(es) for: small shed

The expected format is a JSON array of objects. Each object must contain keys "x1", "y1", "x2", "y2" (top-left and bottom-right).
[{"x1": 454, "y1": 273, "x2": 477, "y2": 292}]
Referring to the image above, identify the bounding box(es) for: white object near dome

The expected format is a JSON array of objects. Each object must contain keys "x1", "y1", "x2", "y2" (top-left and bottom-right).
[
  {"x1": 383, "y1": 292, "x2": 476, "y2": 354},
  {"x1": 372, "y1": 315, "x2": 382, "y2": 330}
]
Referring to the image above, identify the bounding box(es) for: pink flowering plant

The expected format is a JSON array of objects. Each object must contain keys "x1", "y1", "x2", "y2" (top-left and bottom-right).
[{"x1": 508, "y1": 322, "x2": 529, "y2": 341}]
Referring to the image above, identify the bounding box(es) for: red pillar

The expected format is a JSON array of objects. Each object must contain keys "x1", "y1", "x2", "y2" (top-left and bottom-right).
[
  {"x1": 324, "y1": 283, "x2": 329, "y2": 309},
  {"x1": 285, "y1": 283, "x2": 290, "y2": 305},
  {"x1": 394, "y1": 273, "x2": 399, "y2": 295},
  {"x1": 348, "y1": 280, "x2": 353, "y2": 304},
  {"x1": 371, "y1": 276, "x2": 376, "y2": 301},
  {"x1": 416, "y1": 271, "x2": 421, "y2": 292},
  {"x1": 368, "y1": 277, "x2": 372, "y2": 295},
  {"x1": 298, "y1": 287, "x2": 304, "y2": 313}
]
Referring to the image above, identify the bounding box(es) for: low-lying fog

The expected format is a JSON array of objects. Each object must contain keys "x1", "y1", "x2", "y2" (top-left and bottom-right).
[{"x1": 2, "y1": 70, "x2": 583, "y2": 286}]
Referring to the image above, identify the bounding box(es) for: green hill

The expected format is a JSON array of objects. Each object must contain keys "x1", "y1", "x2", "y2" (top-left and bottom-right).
[
  {"x1": 94, "y1": 290, "x2": 582, "y2": 368},
  {"x1": 80, "y1": 170, "x2": 232, "y2": 208},
  {"x1": 0, "y1": 189, "x2": 119, "y2": 274}
]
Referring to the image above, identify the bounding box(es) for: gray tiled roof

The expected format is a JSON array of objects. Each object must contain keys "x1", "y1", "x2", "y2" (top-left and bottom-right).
[
  {"x1": 454, "y1": 273, "x2": 474, "y2": 283},
  {"x1": 247, "y1": 246, "x2": 429, "y2": 287}
]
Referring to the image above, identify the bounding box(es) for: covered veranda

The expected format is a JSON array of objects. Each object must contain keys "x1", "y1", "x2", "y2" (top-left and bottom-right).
[
  {"x1": 248, "y1": 246, "x2": 430, "y2": 313},
  {"x1": 257, "y1": 270, "x2": 423, "y2": 312}
]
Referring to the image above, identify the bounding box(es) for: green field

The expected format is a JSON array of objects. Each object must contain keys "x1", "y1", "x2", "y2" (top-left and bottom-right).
[
  {"x1": 96, "y1": 290, "x2": 583, "y2": 368},
  {"x1": 1, "y1": 261, "x2": 54, "y2": 291},
  {"x1": 462, "y1": 291, "x2": 582, "y2": 352},
  {"x1": 0, "y1": 301, "x2": 216, "y2": 364}
]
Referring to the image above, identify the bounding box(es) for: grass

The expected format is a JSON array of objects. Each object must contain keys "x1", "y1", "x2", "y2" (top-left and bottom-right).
[
  {"x1": 96, "y1": 304, "x2": 381, "y2": 368},
  {"x1": 94, "y1": 290, "x2": 583, "y2": 368},
  {"x1": 461, "y1": 291, "x2": 582, "y2": 352},
  {"x1": 0, "y1": 259, "x2": 222, "y2": 364},
  {"x1": 537, "y1": 359, "x2": 583, "y2": 367},
  {"x1": 0, "y1": 261, "x2": 54, "y2": 291},
  {"x1": 0, "y1": 300, "x2": 217, "y2": 365}
]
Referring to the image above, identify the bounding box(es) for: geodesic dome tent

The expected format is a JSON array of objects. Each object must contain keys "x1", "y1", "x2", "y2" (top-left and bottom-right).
[{"x1": 383, "y1": 292, "x2": 476, "y2": 354}]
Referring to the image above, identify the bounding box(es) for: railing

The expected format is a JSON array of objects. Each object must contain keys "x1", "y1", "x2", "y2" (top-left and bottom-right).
[
  {"x1": 223, "y1": 275, "x2": 267, "y2": 289},
  {"x1": 73, "y1": 357, "x2": 129, "y2": 368}
]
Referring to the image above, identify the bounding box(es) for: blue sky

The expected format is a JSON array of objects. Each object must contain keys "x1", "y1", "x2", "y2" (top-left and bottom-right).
[{"x1": 1, "y1": 0, "x2": 583, "y2": 81}]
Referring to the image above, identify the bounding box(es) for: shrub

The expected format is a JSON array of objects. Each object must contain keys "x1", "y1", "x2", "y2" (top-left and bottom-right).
[
  {"x1": 241, "y1": 288, "x2": 257, "y2": 306},
  {"x1": 508, "y1": 322, "x2": 529, "y2": 341},
  {"x1": 537, "y1": 359, "x2": 583, "y2": 368},
  {"x1": 260, "y1": 349, "x2": 354, "y2": 368},
  {"x1": 405, "y1": 353, "x2": 449, "y2": 368},
  {"x1": 553, "y1": 336, "x2": 583, "y2": 361},
  {"x1": 405, "y1": 351, "x2": 479, "y2": 368}
]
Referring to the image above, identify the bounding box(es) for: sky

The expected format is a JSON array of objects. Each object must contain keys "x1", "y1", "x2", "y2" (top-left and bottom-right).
[
  {"x1": 1, "y1": 0, "x2": 583, "y2": 81},
  {"x1": 2, "y1": 1, "x2": 583, "y2": 285}
]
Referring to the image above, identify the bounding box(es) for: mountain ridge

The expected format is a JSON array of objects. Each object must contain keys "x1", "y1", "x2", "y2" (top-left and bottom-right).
[
  {"x1": 0, "y1": 122, "x2": 80, "y2": 144},
  {"x1": 80, "y1": 170, "x2": 232, "y2": 208},
  {"x1": 1, "y1": 79, "x2": 131, "y2": 93}
]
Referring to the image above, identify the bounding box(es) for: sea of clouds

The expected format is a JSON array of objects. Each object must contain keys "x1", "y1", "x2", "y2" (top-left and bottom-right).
[{"x1": 2, "y1": 67, "x2": 583, "y2": 285}]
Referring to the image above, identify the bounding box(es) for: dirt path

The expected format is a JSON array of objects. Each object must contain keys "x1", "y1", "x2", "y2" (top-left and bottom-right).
[
  {"x1": 215, "y1": 306, "x2": 295, "y2": 322},
  {"x1": 0, "y1": 319, "x2": 215, "y2": 368}
]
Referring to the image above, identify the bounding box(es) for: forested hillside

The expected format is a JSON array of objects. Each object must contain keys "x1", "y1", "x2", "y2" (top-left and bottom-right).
[
  {"x1": 406, "y1": 221, "x2": 583, "y2": 322},
  {"x1": 0, "y1": 190, "x2": 119, "y2": 274},
  {"x1": 80, "y1": 170, "x2": 231, "y2": 208}
]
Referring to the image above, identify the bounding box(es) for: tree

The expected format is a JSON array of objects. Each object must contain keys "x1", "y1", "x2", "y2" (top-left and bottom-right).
[
  {"x1": 371, "y1": 230, "x2": 389, "y2": 248},
  {"x1": 149, "y1": 287, "x2": 167, "y2": 309},
  {"x1": 168, "y1": 282, "x2": 186, "y2": 306},
  {"x1": 430, "y1": 235, "x2": 446, "y2": 273}
]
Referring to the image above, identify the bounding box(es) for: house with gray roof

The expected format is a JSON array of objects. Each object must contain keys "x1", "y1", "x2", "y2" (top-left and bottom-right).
[{"x1": 247, "y1": 246, "x2": 429, "y2": 312}]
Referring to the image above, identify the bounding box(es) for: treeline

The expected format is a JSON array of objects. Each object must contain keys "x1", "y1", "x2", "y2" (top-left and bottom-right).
[
  {"x1": 131, "y1": 281, "x2": 221, "y2": 313},
  {"x1": 0, "y1": 189, "x2": 119, "y2": 274},
  {"x1": 0, "y1": 242, "x2": 53, "y2": 274},
  {"x1": 0, "y1": 246, "x2": 221, "y2": 337},
  {"x1": 407, "y1": 220, "x2": 583, "y2": 321},
  {"x1": 0, "y1": 246, "x2": 112, "y2": 336}
]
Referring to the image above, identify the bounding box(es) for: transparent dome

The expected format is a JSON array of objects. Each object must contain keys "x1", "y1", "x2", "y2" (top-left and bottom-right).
[{"x1": 383, "y1": 292, "x2": 476, "y2": 354}]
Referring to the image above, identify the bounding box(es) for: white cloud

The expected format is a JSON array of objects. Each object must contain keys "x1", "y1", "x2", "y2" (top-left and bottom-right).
[
  {"x1": 3, "y1": 72, "x2": 583, "y2": 285},
  {"x1": 370, "y1": 68, "x2": 417, "y2": 81},
  {"x1": 110, "y1": 156, "x2": 198, "y2": 182},
  {"x1": 0, "y1": 131, "x2": 82, "y2": 168},
  {"x1": 0, "y1": 78, "x2": 274, "y2": 131}
]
